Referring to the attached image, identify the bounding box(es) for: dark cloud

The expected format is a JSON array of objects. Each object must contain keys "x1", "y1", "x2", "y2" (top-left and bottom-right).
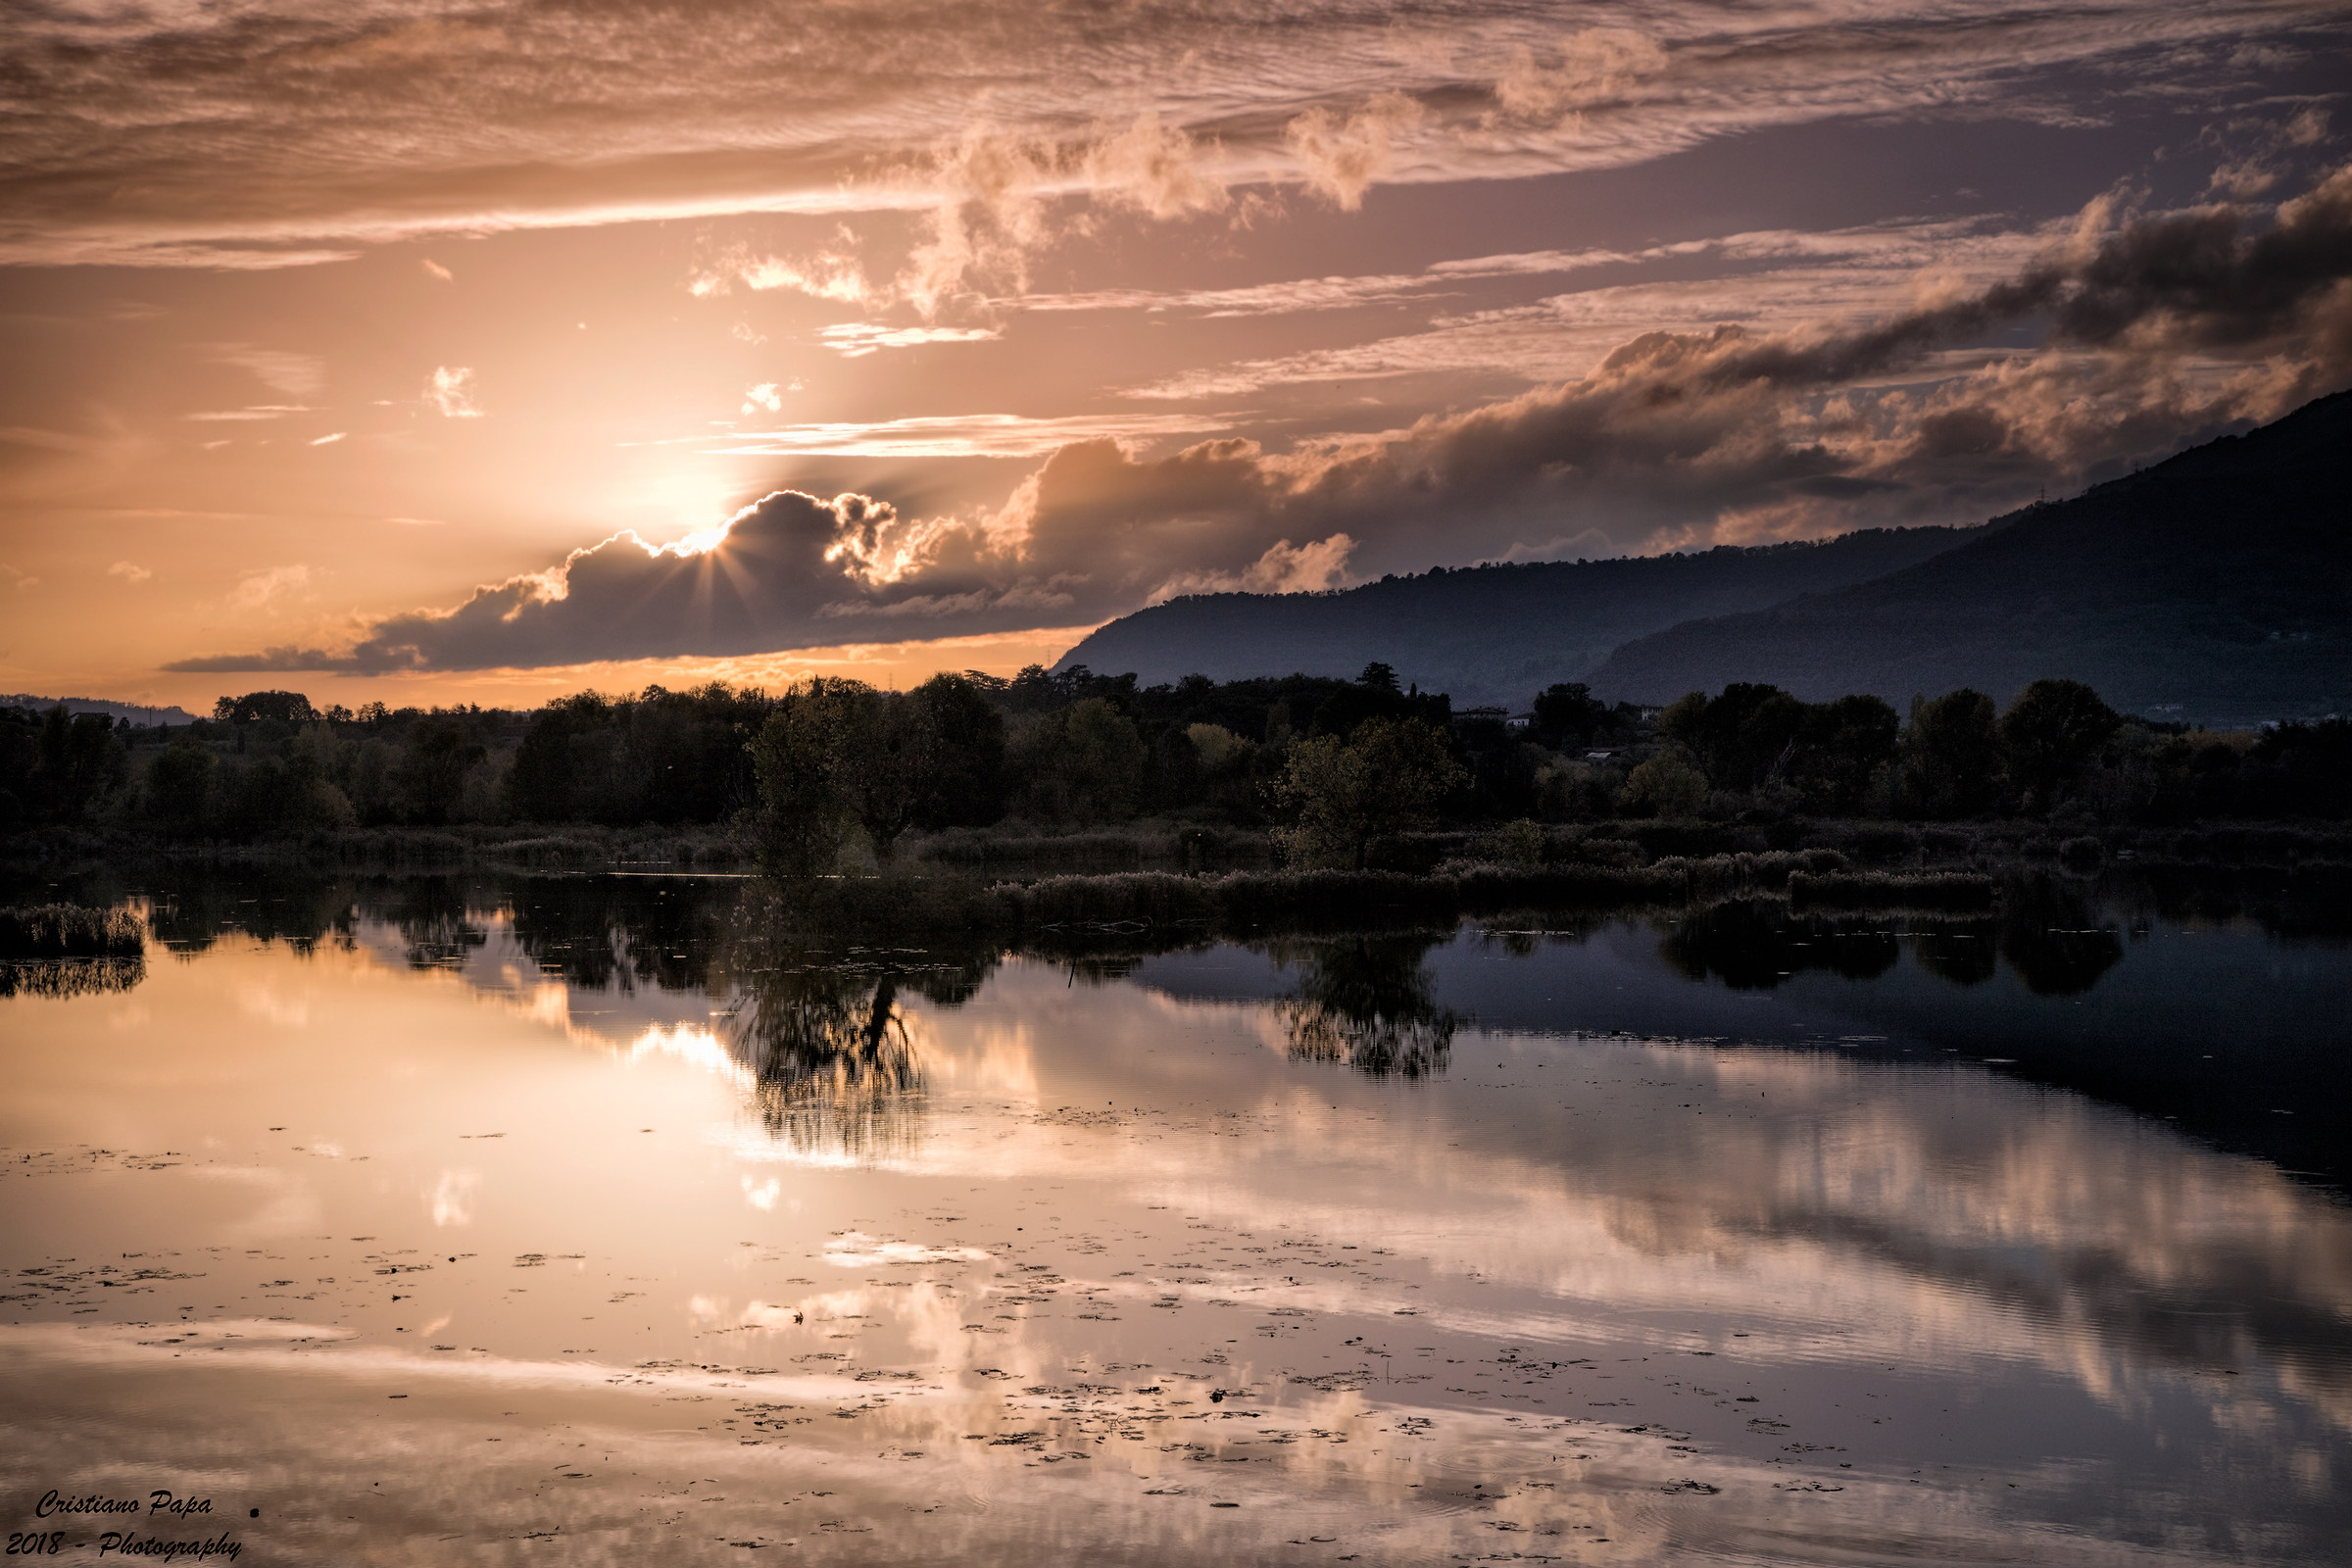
[{"x1": 169, "y1": 168, "x2": 2352, "y2": 675}]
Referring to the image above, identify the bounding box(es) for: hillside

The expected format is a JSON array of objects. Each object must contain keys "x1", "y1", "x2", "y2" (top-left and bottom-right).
[
  {"x1": 1052, "y1": 525, "x2": 1981, "y2": 707},
  {"x1": 1590, "y1": 391, "x2": 2352, "y2": 723},
  {"x1": 1, "y1": 694, "x2": 198, "y2": 726}
]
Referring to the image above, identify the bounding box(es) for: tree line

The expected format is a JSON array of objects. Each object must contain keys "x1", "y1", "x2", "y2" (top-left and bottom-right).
[{"x1": 3, "y1": 664, "x2": 2344, "y2": 858}]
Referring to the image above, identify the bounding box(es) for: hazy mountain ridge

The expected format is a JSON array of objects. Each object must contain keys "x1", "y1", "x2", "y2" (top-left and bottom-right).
[
  {"x1": 1052, "y1": 524, "x2": 1987, "y2": 707},
  {"x1": 1590, "y1": 389, "x2": 2352, "y2": 722},
  {"x1": 1, "y1": 694, "x2": 197, "y2": 726}
]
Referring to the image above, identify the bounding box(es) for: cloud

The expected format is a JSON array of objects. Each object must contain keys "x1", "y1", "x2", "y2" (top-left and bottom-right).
[
  {"x1": 5, "y1": 2, "x2": 2342, "y2": 270},
  {"x1": 108, "y1": 561, "x2": 152, "y2": 583},
  {"x1": 741, "y1": 382, "x2": 784, "y2": 415},
  {"x1": 228, "y1": 564, "x2": 314, "y2": 610},
  {"x1": 1492, "y1": 28, "x2": 1670, "y2": 125},
  {"x1": 705, "y1": 411, "x2": 1233, "y2": 460},
  {"x1": 1150, "y1": 533, "x2": 1358, "y2": 601},
  {"x1": 166, "y1": 168, "x2": 2352, "y2": 674},
  {"x1": 691, "y1": 241, "x2": 874, "y2": 304},
  {"x1": 309, "y1": 431, "x2": 346, "y2": 445},
  {"x1": 420, "y1": 257, "x2": 454, "y2": 281},
  {"x1": 815, "y1": 322, "x2": 1001, "y2": 357},
  {"x1": 1082, "y1": 113, "x2": 1231, "y2": 220},
  {"x1": 1284, "y1": 93, "x2": 1426, "y2": 211},
  {"x1": 426, "y1": 367, "x2": 481, "y2": 418},
  {"x1": 186, "y1": 406, "x2": 311, "y2": 421},
  {"x1": 215, "y1": 346, "x2": 325, "y2": 399}
]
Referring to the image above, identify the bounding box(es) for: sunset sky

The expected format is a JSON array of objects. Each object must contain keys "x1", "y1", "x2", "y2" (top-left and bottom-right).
[{"x1": 3, "y1": 1, "x2": 2349, "y2": 714}]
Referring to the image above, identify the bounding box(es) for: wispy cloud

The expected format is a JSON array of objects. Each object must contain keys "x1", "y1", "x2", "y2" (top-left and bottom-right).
[
  {"x1": 815, "y1": 322, "x2": 1002, "y2": 357},
  {"x1": 108, "y1": 561, "x2": 152, "y2": 583},
  {"x1": 214, "y1": 345, "x2": 325, "y2": 399},
  {"x1": 6, "y1": 2, "x2": 2335, "y2": 267},
  {"x1": 706, "y1": 411, "x2": 1235, "y2": 460},
  {"x1": 228, "y1": 564, "x2": 314, "y2": 610},
  {"x1": 186, "y1": 406, "x2": 312, "y2": 421}
]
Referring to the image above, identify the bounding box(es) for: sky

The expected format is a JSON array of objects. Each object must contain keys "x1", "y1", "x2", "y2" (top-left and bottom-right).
[{"x1": 3, "y1": 0, "x2": 2350, "y2": 714}]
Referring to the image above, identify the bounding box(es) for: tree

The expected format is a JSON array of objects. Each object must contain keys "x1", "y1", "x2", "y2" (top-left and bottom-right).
[
  {"x1": 1791, "y1": 694, "x2": 1900, "y2": 814},
  {"x1": 1008, "y1": 698, "x2": 1148, "y2": 824},
  {"x1": 147, "y1": 736, "x2": 218, "y2": 835},
  {"x1": 1900, "y1": 690, "x2": 2000, "y2": 817},
  {"x1": 1619, "y1": 752, "x2": 1707, "y2": 817},
  {"x1": 751, "y1": 679, "x2": 866, "y2": 874},
  {"x1": 1531, "y1": 682, "x2": 1607, "y2": 748},
  {"x1": 213, "y1": 690, "x2": 319, "y2": 724},
  {"x1": 1272, "y1": 716, "x2": 1466, "y2": 868},
  {"x1": 1999, "y1": 679, "x2": 2120, "y2": 810},
  {"x1": 394, "y1": 714, "x2": 487, "y2": 824},
  {"x1": 1659, "y1": 683, "x2": 1807, "y2": 793},
  {"x1": 906, "y1": 673, "x2": 1005, "y2": 830},
  {"x1": 1358, "y1": 662, "x2": 1401, "y2": 694}
]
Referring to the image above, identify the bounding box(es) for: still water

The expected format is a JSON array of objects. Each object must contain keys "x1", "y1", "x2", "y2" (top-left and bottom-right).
[{"x1": 2, "y1": 870, "x2": 2346, "y2": 1565}]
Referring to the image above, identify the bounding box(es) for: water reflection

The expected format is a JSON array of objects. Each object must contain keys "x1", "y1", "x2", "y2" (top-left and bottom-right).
[
  {"x1": 0, "y1": 955, "x2": 143, "y2": 998},
  {"x1": 1661, "y1": 900, "x2": 1903, "y2": 988},
  {"x1": 2, "y1": 865, "x2": 2349, "y2": 1563},
  {"x1": 1267, "y1": 932, "x2": 1457, "y2": 1077},
  {"x1": 1659, "y1": 881, "x2": 2128, "y2": 998},
  {"x1": 729, "y1": 961, "x2": 932, "y2": 1159}
]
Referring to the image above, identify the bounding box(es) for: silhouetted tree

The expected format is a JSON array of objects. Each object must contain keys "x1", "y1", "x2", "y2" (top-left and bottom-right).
[
  {"x1": 1791, "y1": 694, "x2": 1900, "y2": 813},
  {"x1": 1901, "y1": 689, "x2": 2001, "y2": 817},
  {"x1": 213, "y1": 690, "x2": 319, "y2": 724},
  {"x1": 1659, "y1": 683, "x2": 1808, "y2": 793},
  {"x1": 752, "y1": 679, "x2": 868, "y2": 873},
  {"x1": 1531, "y1": 682, "x2": 1608, "y2": 747},
  {"x1": 147, "y1": 735, "x2": 219, "y2": 836},
  {"x1": 1999, "y1": 679, "x2": 2121, "y2": 810},
  {"x1": 906, "y1": 673, "x2": 1005, "y2": 829},
  {"x1": 394, "y1": 713, "x2": 487, "y2": 825}
]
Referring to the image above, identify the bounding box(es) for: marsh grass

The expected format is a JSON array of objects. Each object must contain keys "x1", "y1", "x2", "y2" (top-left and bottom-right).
[
  {"x1": 0, "y1": 956, "x2": 144, "y2": 999},
  {"x1": 0, "y1": 903, "x2": 144, "y2": 959},
  {"x1": 1788, "y1": 870, "x2": 1998, "y2": 911}
]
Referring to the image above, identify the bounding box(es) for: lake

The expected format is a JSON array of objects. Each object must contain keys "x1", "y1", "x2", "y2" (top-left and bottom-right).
[{"x1": 2, "y1": 867, "x2": 2346, "y2": 1564}]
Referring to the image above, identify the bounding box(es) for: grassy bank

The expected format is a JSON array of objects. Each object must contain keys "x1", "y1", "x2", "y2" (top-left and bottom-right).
[{"x1": 748, "y1": 855, "x2": 2010, "y2": 942}]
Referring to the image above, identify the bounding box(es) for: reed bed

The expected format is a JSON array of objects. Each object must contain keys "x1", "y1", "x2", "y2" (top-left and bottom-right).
[{"x1": 0, "y1": 903, "x2": 145, "y2": 959}]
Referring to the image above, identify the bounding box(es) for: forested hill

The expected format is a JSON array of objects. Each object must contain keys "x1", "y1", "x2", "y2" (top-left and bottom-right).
[
  {"x1": 0, "y1": 694, "x2": 197, "y2": 726},
  {"x1": 1052, "y1": 524, "x2": 1982, "y2": 707},
  {"x1": 1591, "y1": 389, "x2": 2352, "y2": 723}
]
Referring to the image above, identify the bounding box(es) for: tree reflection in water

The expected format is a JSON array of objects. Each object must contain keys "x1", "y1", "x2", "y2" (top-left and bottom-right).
[
  {"x1": 1657, "y1": 878, "x2": 2126, "y2": 998},
  {"x1": 723, "y1": 954, "x2": 996, "y2": 1159},
  {"x1": 1270, "y1": 933, "x2": 1457, "y2": 1078}
]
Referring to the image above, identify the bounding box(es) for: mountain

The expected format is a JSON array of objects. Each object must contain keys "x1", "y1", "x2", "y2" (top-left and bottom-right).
[
  {"x1": 0, "y1": 694, "x2": 199, "y2": 726},
  {"x1": 1052, "y1": 525, "x2": 1981, "y2": 708},
  {"x1": 1590, "y1": 391, "x2": 2352, "y2": 723}
]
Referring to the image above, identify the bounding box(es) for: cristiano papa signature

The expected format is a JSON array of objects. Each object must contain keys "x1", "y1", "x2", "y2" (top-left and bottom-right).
[{"x1": 16, "y1": 1491, "x2": 257, "y2": 1560}]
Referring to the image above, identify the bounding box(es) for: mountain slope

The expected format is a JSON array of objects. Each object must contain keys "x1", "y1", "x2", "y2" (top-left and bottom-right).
[
  {"x1": 1052, "y1": 525, "x2": 1981, "y2": 707},
  {"x1": 1589, "y1": 391, "x2": 2352, "y2": 722}
]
